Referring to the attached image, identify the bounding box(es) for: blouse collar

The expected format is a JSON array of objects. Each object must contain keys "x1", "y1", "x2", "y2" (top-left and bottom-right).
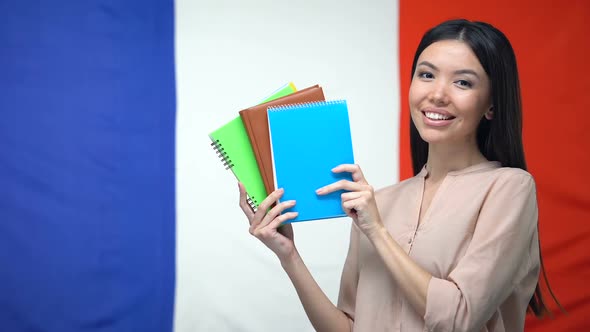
[{"x1": 417, "y1": 160, "x2": 501, "y2": 178}]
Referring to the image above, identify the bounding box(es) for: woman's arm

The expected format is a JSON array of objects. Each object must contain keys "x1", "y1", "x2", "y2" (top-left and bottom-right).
[
  {"x1": 420, "y1": 172, "x2": 538, "y2": 331},
  {"x1": 281, "y1": 251, "x2": 352, "y2": 332},
  {"x1": 316, "y1": 165, "x2": 432, "y2": 317},
  {"x1": 238, "y1": 183, "x2": 351, "y2": 332},
  {"x1": 318, "y1": 166, "x2": 538, "y2": 332},
  {"x1": 367, "y1": 227, "x2": 432, "y2": 317}
]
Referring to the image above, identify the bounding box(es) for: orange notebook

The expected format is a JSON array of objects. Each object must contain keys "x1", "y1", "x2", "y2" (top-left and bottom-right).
[{"x1": 239, "y1": 85, "x2": 325, "y2": 195}]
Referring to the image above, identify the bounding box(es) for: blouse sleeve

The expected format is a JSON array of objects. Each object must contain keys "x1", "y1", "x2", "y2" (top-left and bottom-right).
[
  {"x1": 424, "y1": 171, "x2": 539, "y2": 332},
  {"x1": 337, "y1": 222, "x2": 361, "y2": 327}
]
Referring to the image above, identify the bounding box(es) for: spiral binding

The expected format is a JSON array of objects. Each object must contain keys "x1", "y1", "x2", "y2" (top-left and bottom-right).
[
  {"x1": 211, "y1": 139, "x2": 258, "y2": 211},
  {"x1": 210, "y1": 139, "x2": 234, "y2": 170},
  {"x1": 247, "y1": 196, "x2": 258, "y2": 211},
  {"x1": 267, "y1": 99, "x2": 346, "y2": 112}
]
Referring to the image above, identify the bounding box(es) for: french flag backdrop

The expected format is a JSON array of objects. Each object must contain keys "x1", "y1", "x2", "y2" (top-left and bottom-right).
[
  {"x1": 0, "y1": 1, "x2": 587, "y2": 332},
  {"x1": 1, "y1": 1, "x2": 176, "y2": 332}
]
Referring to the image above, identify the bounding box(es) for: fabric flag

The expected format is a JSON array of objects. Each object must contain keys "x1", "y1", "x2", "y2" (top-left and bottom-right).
[
  {"x1": 0, "y1": 1, "x2": 175, "y2": 331},
  {"x1": 399, "y1": 1, "x2": 590, "y2": 331},
  {"x1": 1, "y1": 0, "x2": 588, "y2": 332}
]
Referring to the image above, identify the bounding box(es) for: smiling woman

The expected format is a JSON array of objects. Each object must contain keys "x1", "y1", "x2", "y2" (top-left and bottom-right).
[
  {"x1": 410, "y1": 40, "x2": 493, "y2": 141},
  {"x1": 409, "y1": 21, "x2": 527, "y2": 177},
  {"x1": 407, "y1": 20, "x2": 561, "y2": 322},
  {"x1": 409, "y1": 39, "x2": 493, "y2": 171},
  {"x1": 238, "y1": 19, "x2": 559, "y2": 332}
]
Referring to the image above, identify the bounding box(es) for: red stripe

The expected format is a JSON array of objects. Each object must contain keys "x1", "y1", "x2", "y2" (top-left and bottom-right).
[{"x1": 399, "y1": 1, "x2": 590, "y2": 330}]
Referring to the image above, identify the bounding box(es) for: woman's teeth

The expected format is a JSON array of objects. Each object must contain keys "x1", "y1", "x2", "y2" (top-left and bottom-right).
[{"x1": 425, "y1": 112, "x2": 452, "y2": 120}]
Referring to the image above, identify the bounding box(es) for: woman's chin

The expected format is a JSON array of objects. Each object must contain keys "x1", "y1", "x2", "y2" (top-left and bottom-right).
[{"x1": 417, "y1": 132, "x2": 449, "y2": 145}]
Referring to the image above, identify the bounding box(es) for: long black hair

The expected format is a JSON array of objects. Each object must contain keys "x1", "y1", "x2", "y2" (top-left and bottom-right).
[{"x1": 409, "y1": 19, "x2": 562, "y2": 318}]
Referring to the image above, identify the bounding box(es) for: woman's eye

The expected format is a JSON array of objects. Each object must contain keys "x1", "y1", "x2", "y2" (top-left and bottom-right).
[
  {"x1": 456, "y1": 80, "x2": 472, "y2": 88},
  {"x1": 418, "y1": 71, "x2": 434, "y2": 79}
]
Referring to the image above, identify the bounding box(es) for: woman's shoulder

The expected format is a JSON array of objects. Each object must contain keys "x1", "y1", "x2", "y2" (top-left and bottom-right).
[
  {"x1": 473, "y1": 166, "x2": 537, "y2": 201},
  {"x1": 489, "y1": 166, "x2": 536, "y2": 187},
  {"x1": 444, "y1": 160, "x2": 535, "y2": 186},
  {"x1": 374, "y1": 164, "x2": 536, "y2": 198}
]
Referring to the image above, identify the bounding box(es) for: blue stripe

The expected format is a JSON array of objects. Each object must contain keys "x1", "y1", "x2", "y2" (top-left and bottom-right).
[{"x1": 0, "y1": 1, "x2": 176, "y2": 331}]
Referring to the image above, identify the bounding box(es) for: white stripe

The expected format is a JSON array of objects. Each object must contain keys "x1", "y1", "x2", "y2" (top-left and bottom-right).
[{"x1": 174, "y1": 0, "x2": 400, "y2": 331}]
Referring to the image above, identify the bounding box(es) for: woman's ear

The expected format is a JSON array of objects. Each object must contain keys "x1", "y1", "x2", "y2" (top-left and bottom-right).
[{"x1": 484, "y1": 106, "x2": 494, "y2": 120}]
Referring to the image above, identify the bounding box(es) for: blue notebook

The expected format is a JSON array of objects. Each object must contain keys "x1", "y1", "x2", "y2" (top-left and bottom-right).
[{"x1": 267, "y1": 100, "x2": 355, "y2": 222}]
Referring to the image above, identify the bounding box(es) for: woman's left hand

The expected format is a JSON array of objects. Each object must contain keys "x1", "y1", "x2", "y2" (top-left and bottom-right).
[{"x1": 316, "y1": 164, "x2": 384, "y2": 239}]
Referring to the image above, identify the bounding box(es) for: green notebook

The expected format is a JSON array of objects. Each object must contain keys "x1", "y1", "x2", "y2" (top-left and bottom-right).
[
  {"x1": 209, "y1": 82, "x2": 297, "y2": 209},
  {"x1": 259, "y1": 82, "x2": 297, "y2": 103}
]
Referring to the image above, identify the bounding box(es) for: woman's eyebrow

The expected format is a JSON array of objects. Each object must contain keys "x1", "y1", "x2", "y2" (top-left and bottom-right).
[
  {"x1": 453, "y1": 69, "x2": 480, "y2": 78},
  {"x1": 417, "y1": 61, "x2": 480, "y2": 79},
  {"x1": 417, "y1": 61, "x2": 437, "y2": 71}
]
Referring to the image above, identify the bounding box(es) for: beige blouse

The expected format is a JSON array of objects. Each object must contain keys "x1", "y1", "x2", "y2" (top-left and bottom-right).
[{"x1": 337, "y1": 161, "x2": 540, "y2": 332}]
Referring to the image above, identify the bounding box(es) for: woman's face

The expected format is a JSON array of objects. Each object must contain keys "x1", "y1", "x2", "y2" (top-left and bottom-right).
[{"x1": 409, "y1": 40, "x2": 492, "y2": 146}]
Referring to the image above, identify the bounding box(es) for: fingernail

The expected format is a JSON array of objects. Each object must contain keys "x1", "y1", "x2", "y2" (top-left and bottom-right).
[{"x1": 316, "y1": 188, "x2": 323, "y2": 194}]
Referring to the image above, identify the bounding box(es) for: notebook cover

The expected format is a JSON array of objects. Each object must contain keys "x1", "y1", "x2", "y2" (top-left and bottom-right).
[
  {"x1": 239, "y1": 85, "x2": 325, "y2": 195},
  {"x1": 259, "y1": 82, "x2": 297, "y2": 103},
  {"x1": 208, "y1": 83, "x2": 297, "y2": 208},
  {"x1": 267, "y1": 100, "x2": 354, "y2": 222},
  {"x1": 209, "y1": 116, "x2": 267, "y2": 208}
]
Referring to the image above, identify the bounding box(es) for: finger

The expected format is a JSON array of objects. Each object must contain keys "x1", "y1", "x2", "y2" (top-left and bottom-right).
[
  {"x1": 251, "y1": 204, "x2": 295, "y2": 237},
  {"x1": 316, "y1": 179, "x2": 366, "y2": 195},
  {"x1": 268, "y1": 212, "x2": 298, "y2": 230},
  {"x1": 258, "y1": 188, "x2": 284, "y2": 212},
  {"x1": 340, "y1": 198, "x2": 357, "y2": 218},
  {"x1": 238, "y1": 182, "x2": 255, "y2": 221},
  {"x1": 341, "y1": 191, "x2": 362, "y2": 202},
  {"x1": 255, "y1": 199, "x2": 296, "y2": 231},
  {"x1": 331, "y1": 164, "x2": 367, "y2": 184},
  {"x1": 253, "y1": 212, "x2": 298, "y2": 241},
  {"x1": 251, "y1": 188, "x2": 284, "y2": 227},
  {"x1": 342, "y1": 198, "x2": 363, "y2": 218},
  {"x1": 250, "y1": 195, "x2": 291, "y2": 233}
]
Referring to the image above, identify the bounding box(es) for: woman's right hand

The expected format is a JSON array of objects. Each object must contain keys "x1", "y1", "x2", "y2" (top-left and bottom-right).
[{"x1": 238, "y1": 182, "x2": 299, "y2": 262}]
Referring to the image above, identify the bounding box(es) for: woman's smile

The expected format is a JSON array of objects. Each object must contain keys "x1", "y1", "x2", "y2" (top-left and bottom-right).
[{"x1": 421, "y1": 108, "x2": 456, "y2": 127}]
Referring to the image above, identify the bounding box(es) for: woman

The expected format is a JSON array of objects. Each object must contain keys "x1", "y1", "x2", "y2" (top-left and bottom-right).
[{"x1": 239, "y1": 19, "x2": 554, "y2": 331}]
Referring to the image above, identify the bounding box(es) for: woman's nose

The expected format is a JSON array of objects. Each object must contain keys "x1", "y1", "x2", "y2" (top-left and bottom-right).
[{"x1": 428, "y1": 82, "x2": 449, "y2": 106}]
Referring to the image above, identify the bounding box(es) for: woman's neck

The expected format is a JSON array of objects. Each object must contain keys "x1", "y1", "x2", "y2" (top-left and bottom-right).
[{"x1": 425, "y1": 141, "x2": 488, "y2": 182}]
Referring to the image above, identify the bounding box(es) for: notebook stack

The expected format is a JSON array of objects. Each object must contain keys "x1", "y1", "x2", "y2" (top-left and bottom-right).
[{"x1": 208, "y1": 83, "x2": 355, "y2": 222}]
